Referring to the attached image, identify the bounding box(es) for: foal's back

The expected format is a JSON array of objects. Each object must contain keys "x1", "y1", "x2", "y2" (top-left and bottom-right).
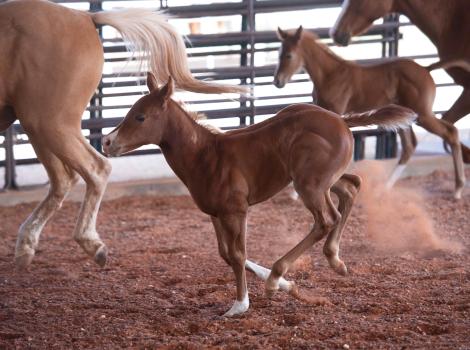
[
  {"x1": 347, "y1": 59, "x2": 435, "y2": 115},
  {"x1": 215, "y1": 104, "x2": 353, "y2": 204},
  {"x1": 224, "y1": 104, "x2": 351, "y2": 152}
]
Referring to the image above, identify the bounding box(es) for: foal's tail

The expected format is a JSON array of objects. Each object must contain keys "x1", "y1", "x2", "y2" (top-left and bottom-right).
[
  {"x1": 90, "y1": 9, "x2": 247, "y2": 94},
  {"x1": 426, "y1": 59, "x2": 470, "y2": 72},
  {"x1": 342, "y1": 104, "x2": 416, "y2": 130}
]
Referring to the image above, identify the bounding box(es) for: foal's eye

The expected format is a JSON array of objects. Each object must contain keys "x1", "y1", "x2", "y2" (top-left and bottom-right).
[
  {"x1": 135, "y1": 114, "x2": 145, "y2": 122},
  {"x1": 286, "y1": 53, "x2": 292, "y2": 59}
]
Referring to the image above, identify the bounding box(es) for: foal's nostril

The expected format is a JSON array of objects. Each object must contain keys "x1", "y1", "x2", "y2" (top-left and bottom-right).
[{"x1": 104, "y1": 138, "x2": 111, "y2": 147}]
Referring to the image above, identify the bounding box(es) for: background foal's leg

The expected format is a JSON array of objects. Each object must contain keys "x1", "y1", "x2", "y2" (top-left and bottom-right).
[
  {"x1": 47, "y1": 127, "x2": 111, "y2": 266},
  {"x1": 15, "y1": 141, "x2": 78, "y2": 268},
  {"x1": 265, "y1": 186, "x2": 340, "y2": 296},
  {"x1": 387, "y1": 127, "x2": 417, "y2": 188},
  {"x1": 213, "y1": 214, "x2": 249, "y2": 316},
  {"x1": 323, "y1": 174, "x2": 361, "y2": 276}
]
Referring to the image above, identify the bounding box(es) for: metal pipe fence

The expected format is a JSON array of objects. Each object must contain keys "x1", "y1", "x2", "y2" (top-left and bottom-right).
[{"x1": 0, "y1": 0, "x2": 444, "y2": 189}]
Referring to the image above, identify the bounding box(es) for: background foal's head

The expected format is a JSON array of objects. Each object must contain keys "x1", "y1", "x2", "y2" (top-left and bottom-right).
[{"x1": 274, "y1": 26, "x2": 304, "y2": 89}]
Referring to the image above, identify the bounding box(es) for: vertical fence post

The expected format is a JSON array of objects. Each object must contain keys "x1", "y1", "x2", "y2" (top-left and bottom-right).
[
  {"x1": 239, "y1": 8, "x2": 248, "y2": 128},
  {"x1": 240, "y1": 0, "x2": 256, "y2": 127},
  {"x1": 375, "y1": 13, "x2": 400, "y2": 159},
  {"x1": 385, "y1": 13, "x2": 400, "y2": 159},
  {"x1": 89, "y1": 1, "x2": 104, "y2": 152},
  {"x1": 4, "y1": 125, "x2": 17, "y2": 190},
  {"x1": 247, "y1": 0, "x2": 256, "y2": 126}
]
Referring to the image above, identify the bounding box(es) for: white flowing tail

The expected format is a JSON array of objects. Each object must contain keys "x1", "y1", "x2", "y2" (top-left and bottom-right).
[
  {"x1": 90, "y1": 9, "x2": 247, "y2": 94},
  {"x1": 342, "y1": 104, "x2": 416, "y2": 131}
]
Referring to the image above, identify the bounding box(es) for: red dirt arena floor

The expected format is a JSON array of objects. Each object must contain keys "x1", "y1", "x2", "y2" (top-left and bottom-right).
[{"x1": 0, "y1": 165, "x2": 469, "y2": 349}]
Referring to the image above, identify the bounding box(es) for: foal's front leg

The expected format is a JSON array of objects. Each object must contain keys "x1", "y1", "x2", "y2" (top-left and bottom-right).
[{"x1": 212, "y1": 213, "x2": 249, "y2": 317}]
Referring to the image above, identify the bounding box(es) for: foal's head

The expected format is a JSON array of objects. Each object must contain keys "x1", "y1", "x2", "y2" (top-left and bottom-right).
[
  {"x1": 330, "y1": 0, "x2": 394, "y2": 46},
  {"x1": 273, "y1": 26, "x2": 304, "y2": 89},
  {"x1": 102, "y1": 73, "x2": 174, "y2": 157}
]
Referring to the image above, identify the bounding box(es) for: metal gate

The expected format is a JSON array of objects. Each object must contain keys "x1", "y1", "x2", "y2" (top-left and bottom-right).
[{"x1": 1, "y1": 0, "x2": 438, "y2": 189}]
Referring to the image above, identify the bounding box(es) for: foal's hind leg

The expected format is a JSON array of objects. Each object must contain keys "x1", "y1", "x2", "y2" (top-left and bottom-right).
[
  {"x1": 323, "y1": 174, "x2": 361, "y2": 276},
  {"x1": 45, "y1": 126, "x2": 111, "y2": 266},
  {"x1": 417, "y1": 114, "x2": 465, "y2": 199},
  {"x1": 387, "y1": 127, "x2": 416, "y2": 188},
  {"x1": 15, "y1": 139, "x2": 78, "y2": 268},
  {"x1": 265, "y1": 185, "x2": 340, "y2": 296}
]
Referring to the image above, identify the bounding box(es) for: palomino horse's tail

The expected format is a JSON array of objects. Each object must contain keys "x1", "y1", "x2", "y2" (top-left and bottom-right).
[
  {"x1": 426, "y1": 59, "x2": 470, "y2": 72},
  {"x1": 91, "y1": 9, "x2": 247, "y2": 94},
  {"x1": 342, "y1": 104, "x2": 416, "y2": 131}
]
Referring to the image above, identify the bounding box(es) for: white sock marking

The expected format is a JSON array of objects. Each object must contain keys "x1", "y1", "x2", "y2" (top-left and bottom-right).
[
  {"x1": 223, "y1": 292, "x2": 249, "y2": 317},
  {"x1": 245, "y1": 260, "x2": 293, "y2": 291},
  {"x1": 289, "y1": 190, "x2": 299, "y2": 201},
  {"x1": 386, "y1": 164, "x2": 407, "y2": 189}
]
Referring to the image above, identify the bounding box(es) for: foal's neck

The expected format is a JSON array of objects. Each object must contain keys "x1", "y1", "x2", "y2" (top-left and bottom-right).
[
  {"x1": 394, "y1": 0, "x2": 453, "y2": 46},
  {"x1": 300, "y1": 33, "x2": 344, "y2": 87},
  {"x1": 159, "y1": 102, "x2": 214, "y2": 185}
]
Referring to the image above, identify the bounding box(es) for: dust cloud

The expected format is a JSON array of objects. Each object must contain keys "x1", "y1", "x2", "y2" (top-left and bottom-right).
[{"x1": 353, "y1": 160, "x2": 462, "y2": 255}]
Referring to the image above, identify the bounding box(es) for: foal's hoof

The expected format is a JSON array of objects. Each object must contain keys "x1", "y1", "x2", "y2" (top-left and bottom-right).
[
  {"x1": 94, "y1": 245, "x2": 108, "y2": 267},
  {"x1": 334, "y1": 262, "x2": 348, "y2": 276},
  {"x1": 289, "y1": 190, "x2": 299, "y2": 201},
  {"x1": 454, "y1": 188, "x2": 463, "y2": 200},
  {"x1": 333, "y1": 261, "x2": 348, "y2": 276},
  {"x1": 330, "y1": 260, "x2": 348, "y2": 276},
  {"x1": 15, "y1": 252, "x2": 34, "y2": 270}
]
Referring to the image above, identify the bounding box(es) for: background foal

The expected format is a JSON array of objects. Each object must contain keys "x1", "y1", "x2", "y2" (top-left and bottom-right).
[{"x1": 274, "y1": 26, "x2": 466, "y2": 198}]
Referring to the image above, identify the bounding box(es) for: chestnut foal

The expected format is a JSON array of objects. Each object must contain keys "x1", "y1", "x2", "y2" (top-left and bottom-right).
[
  {"x1": 330, "y1": 0, "x2": 470, "y2": 135},
  {"x1": 274, "y1": 27, "x2": 466, "y2": 198},
  {"x1": 103, "y1": 73, "x2": 415, "y2": 316}
]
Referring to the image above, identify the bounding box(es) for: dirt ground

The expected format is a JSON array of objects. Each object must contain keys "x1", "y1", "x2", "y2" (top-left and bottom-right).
[{"x1": 0, "y1": 166, "x2": 469, "y2": 349}]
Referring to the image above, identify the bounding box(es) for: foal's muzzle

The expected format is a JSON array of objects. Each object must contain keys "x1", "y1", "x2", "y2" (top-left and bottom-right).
[
  {"x1": 273, "y1": 77, "x2": 285, "y2": 89},
  {"x1": 102, "y1": 134, "x2": 121, "y2": 157}
]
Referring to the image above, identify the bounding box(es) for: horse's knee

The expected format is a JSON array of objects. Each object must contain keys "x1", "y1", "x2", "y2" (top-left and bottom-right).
[
  {"x1": 271, "y1": 260, "x2": 287, "y2": 279},
  {"x1": 399, "y1": 147, "x2": 414, "y2": 164},
  {"x1": 228, "y1": 245, "x2": 246, "y2": 268},
  {"x1": 97, "y1": 157, "x2": 112, "y2": 180},
  {"x1": 86, "y1": 157, "x2": 111, "y2": 194},
  {"x1": 323, "y1": 209, "x2": 341, "y2": 233}
]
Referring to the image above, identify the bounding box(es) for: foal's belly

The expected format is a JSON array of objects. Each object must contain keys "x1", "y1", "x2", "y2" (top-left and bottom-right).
[{"x1": 247, "y1": 176, "x2": 292, "y2": 205}]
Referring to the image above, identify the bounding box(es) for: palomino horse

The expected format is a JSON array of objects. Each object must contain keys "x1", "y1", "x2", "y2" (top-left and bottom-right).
[
  {"x1": 330, "y1": 0, "x2": 470, "y2": 157},
  {"x1": 1, "y1": 0, "x2": 245, "y2": 269},
  {"x1": 102, "y1": 73, "x2": 415, "y2": 316},
  {"x1": 274, "y1": 27, "x2": 466, "y2": 198}
]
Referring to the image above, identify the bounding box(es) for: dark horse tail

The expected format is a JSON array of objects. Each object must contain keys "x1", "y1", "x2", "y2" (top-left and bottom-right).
[
  {"x1": 342, "y1": 104, "x2": 416, "y2": 131},
  {"x1": 426, "y1": 59, "x2": 470, "y2": 72}
]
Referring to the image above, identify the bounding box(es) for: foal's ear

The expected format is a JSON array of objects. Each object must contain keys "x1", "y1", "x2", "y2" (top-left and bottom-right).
[
  {"x1": 147, "y1": 72, "x2": 159, "y2": 93},
  {"x1": 159, "y1": 76, "x2": 174, "y2": 107},
  {"x1": 293, "y1": 26, "x2": 303, "y2": 42},
  {"x1": 277, "y1": 27, "x2": 288, "y2": 41}
]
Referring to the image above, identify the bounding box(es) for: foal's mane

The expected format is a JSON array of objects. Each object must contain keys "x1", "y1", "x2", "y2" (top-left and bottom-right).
[
  {"x1": 172, "y1": 99, "x2": 224, "y2": 134},
  {"x1": 300, "y1": 30, "x2": 346, "y2": 64}
]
